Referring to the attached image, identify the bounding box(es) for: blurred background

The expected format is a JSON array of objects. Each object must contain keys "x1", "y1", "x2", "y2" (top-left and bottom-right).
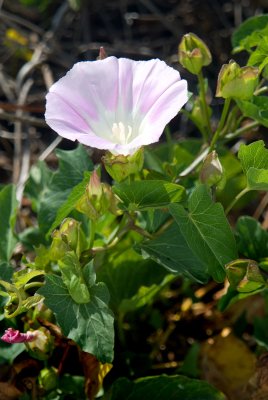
[{"x1": 0, "y1": 0, "x2": 267, "y2": 186}]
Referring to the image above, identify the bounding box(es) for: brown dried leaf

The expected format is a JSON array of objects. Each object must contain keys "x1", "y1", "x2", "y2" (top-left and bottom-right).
[
  {"x1": 0, "y1": 382, "x2": 22, "y2": 400},
  {"x1": 201, "y1": 333, "x2": 256, "y2": 400},
  {"x1": 81, "y1": 352, "x2": 112, "y2": 399},
  {"x1": 247, "y1": 352, "x2": 268, "y2": 400}
]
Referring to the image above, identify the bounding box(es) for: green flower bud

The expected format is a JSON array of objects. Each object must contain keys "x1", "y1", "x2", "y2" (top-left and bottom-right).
[
  {"x1": 49, "y1": 230, "x2": 69, "y2": 261},
  {"x1": 226, "y1": 259, "x2": 265, "y2": 293},
  {"x1": 178, "y1": 33, "x2": 212, "y2": 75},
  {"x1": 87, "y1": 170, "x2": 102, "y2": 198},
  {"x1": 216, "y1": 60, "x2": 259, "y2": 100},
  {"x1": 76, "y1": 171, "x2": 116, "y2": 220},
  {"x1": 200, "y1": 151, "x2": 223, "y2": 187},
  {"x1": 50, "y1": 218, "x2": 87, "y2": 259},
  {"x1": 38, "y1": 367, "x2": 58, "y2": 391},
  {"x1": 102, "y1": 147, "x2": 144, "y2": 182}
]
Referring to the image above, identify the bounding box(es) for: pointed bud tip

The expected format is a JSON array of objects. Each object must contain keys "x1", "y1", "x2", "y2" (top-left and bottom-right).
[{"x1": 97, "y1": 47, "x2": 108, "y2": 60}]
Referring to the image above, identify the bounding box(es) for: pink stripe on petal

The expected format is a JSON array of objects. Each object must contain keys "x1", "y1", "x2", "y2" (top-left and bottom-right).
[{"x1": 130, "y1": 79, "x2": 188, "y2": 147}]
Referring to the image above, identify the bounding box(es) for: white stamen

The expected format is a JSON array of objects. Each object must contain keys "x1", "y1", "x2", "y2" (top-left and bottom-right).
[{"x1": 112, "y1": 122, "x2": 133, "y2": 144}]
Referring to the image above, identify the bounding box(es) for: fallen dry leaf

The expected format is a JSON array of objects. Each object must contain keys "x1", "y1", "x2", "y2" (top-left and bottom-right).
[
  {"x1": 247, "y1": 352, "x2": 268, "y2": 400},
  {"x1": 81, "y1": 352, "x2": 112, "y2": 399},
  {"x1": 201, "y1": 332, "x2": 256, "y2": 400},
  {"x1": 0, "y1": 382, "x2": 22, "y2": 400}
]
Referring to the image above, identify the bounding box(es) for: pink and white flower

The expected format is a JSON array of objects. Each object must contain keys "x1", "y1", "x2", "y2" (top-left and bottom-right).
[
  {"x1": 1, "y1": 327, "x2": 37, "y2": 344},
  {"x1": 45, "y1": 56, "x2": 188, "y2": 156}
]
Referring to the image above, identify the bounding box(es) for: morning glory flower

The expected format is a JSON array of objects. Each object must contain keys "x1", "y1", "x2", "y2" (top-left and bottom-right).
[
  {"x1": 1, "y1": 327, "x2": 37, "y2": 343},
  {"x1": 45, "y1": 56, "x2": 188, "y2": 156}
]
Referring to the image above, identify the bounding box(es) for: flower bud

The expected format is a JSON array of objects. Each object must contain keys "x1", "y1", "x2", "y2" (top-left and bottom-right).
[
  {"x1": 178, "y1": 33, "x2": 212, "y2": 75},
  {"x1": 38, "y1": 367, "x2": 58, "y2": 391},
  {"x1": 226, "y1": 259, "x2": 265, "y2": 293},
  {"x1": 50, "y1": 230, "x2": 69, "y2": 261},
  {"x1": 26, "y1": 327, "x2": 54, "y2": 360},
  {"x1": 216, "y1": 60, "x2": 259, "y2": 100},
  {"x1": 50, "y1": 218, "x2": 87, "y2": 259},
  {"x1": 88, "y1": 170, "x2": 102, "y2": 198},
  {"x1": 76, "y1": 171, "x2": 115, "y2": 220},
  {"x1": 200, "y1": 151, "x2": 223, "y2": 187},
  {"x1": 1, "y1": 327, "x2": 37, "y2": 344},
  {"x1": 102, "y1": 147, "x2": 144, "y2": 182},
  {"x1": 97, "y1": 46, "x2": 108, "y2": 60}
]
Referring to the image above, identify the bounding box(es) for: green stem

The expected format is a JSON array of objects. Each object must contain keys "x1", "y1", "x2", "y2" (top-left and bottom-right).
[
  {"x1": 89, "y1": 220, "x2": 96, "y2": 249},
  {"x1": 225, "y1": 187, "x2": 249, "y2": 215},
  {"x1": 197, "y1": 71, "x2": 212, "y2": 141},
  {"x1": 209, "y1": 98, "x2": 231, "y2": 151},
  {"x1": 254, "y1": 86, "x2": 268, "y2": 95},
  {"x1": 224, "y1": 121, "x2": 259, "y2": 141},
  {"x1": 178, "y1": 146, "x2": 210, "y2": 179},
  {"x1": 154, "y1": 218, "x2": 173, "y2": 237},
  {"x1": 129, "y1": 223, "x2": 153, "y2": 239},
  {"x1": 24, "y1": 282, "x2": 44, "y2": 291}
]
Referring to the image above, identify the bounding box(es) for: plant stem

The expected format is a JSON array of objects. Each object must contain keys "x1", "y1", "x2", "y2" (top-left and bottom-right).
[
  {"x1": 24, "y1": 282, "x2": 44, "y2": 291},
  {"x1": 254, "y1": 86, "x2": 268, "y2": 95},
  {"x1": 225, "y1": 187, "x2": 249, "y2": 215},
  {"x1": 224, "y1": 120, "x2": 259, "y2": 141},
  {"x1": 154, "y1": 218, "x2": 173, "y2": 237},
  {"x1": 197, "y1": 71, "x2": 212, "y2": 141},
  {"x1": 89, "y1": 220, "x2": 96, "y2": 248},
  {"x1": 129, "y1": 222, "x2": 154, "y2": 239},
  {"x1": 178, "y1": 146, "x2": 210, "y2": 179},
  {"x1": 209, "y1": 98, "x2": 231, "y2": 151}
]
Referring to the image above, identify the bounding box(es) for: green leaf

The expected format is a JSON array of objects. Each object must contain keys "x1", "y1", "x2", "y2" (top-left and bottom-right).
[
  {"x1": 48, "y1": 172, "x2": 91, "y2": 236},
  {"x1": 247, "y1": 168, "x2": 268, "y2": 190},
  {"x1": 97, "y1": 246, "x2": 170, "y2": 313},
  {"x1": 236, "y1": 97, "x2": 268, "y2": 128},
  {"x1": 238, "y1": 140, "x2": 268, "y2": 171},
  {"x1": 119, "y1": 274, "x2": 174, "y2": 314},
  {"x1": 13, "y1": 269, "x2": 44, "y2": 287},
  {"x1": 236, "y1": 216, "x2": 268, "y2": 260},
  {"x1": 24, "y1": 160, "x2": 53, "y2": 212},
  {"x1": 218, "y1": 285, "x2": 263, "y2": 311},
  {"x1": 238, "y1": 140, "x2": 268, "y2": 191},
  {"x1": 139, "y1": 223, "x2": 209, "y2": 283},
  {"x1": 253, "y1": 316, "x2": 268, "y2": 349},
  {"x1": 0, "y1": 185, "x2": 18, "y2": 262},
  {"x1": 143, "y1": 209, "x2": 170, "y2": 234},
  {"x1": 58, "y1": 374, "x2": 85, "y2": 397},
  {"x1": 232, "y1": 14, "x2": 268, "y2": 49},
  {"x1": 169, "y1": 185, "x2": 238, "y2": 282},
  {"x1": 179, "y1": 343, "x2": 201, "y2": 378},
  {"x1": 247, "y1": 43, "x2": 268, "y2": 71},
  {"x1": 144, "y1": 140, "x2": 202, "y2": 176},
  {"x1": 38, "y1": 262, "x2": 114, "y2": 363},
  {"x1": 106, "y1": 375, "x2": 225, "y2": 400},
  {"x1": 113, "y1": 180, "x2": 185, "y2": 211},
  {"x1": 0, "y1": 262, "x2": 13, "y2": 281},
  {"x1": 18, "y1": 226, "x2": 49, "y2": 250},
  {"x1": 38, "y1": 145, "x2": 93, "y2": 236},
  {"x1": 0, "y1": 342, "x2": 25, "y2": 365},
  {"x1": 58, "y1": 252, "x2": 90, "y2": 304}
]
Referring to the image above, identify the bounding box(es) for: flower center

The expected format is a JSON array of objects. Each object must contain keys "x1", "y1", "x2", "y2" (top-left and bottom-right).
[{"x1": 112, "y1": 122, "x2": 133, "y2": 145}]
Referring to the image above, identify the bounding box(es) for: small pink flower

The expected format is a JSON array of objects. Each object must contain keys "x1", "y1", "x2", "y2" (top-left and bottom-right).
[
  {"x1": 1, "y1": 328, "x2": 37, "y2": 344},
  {"x1": 45, "y1": 57, "x2": 188, "y2": 156}
]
